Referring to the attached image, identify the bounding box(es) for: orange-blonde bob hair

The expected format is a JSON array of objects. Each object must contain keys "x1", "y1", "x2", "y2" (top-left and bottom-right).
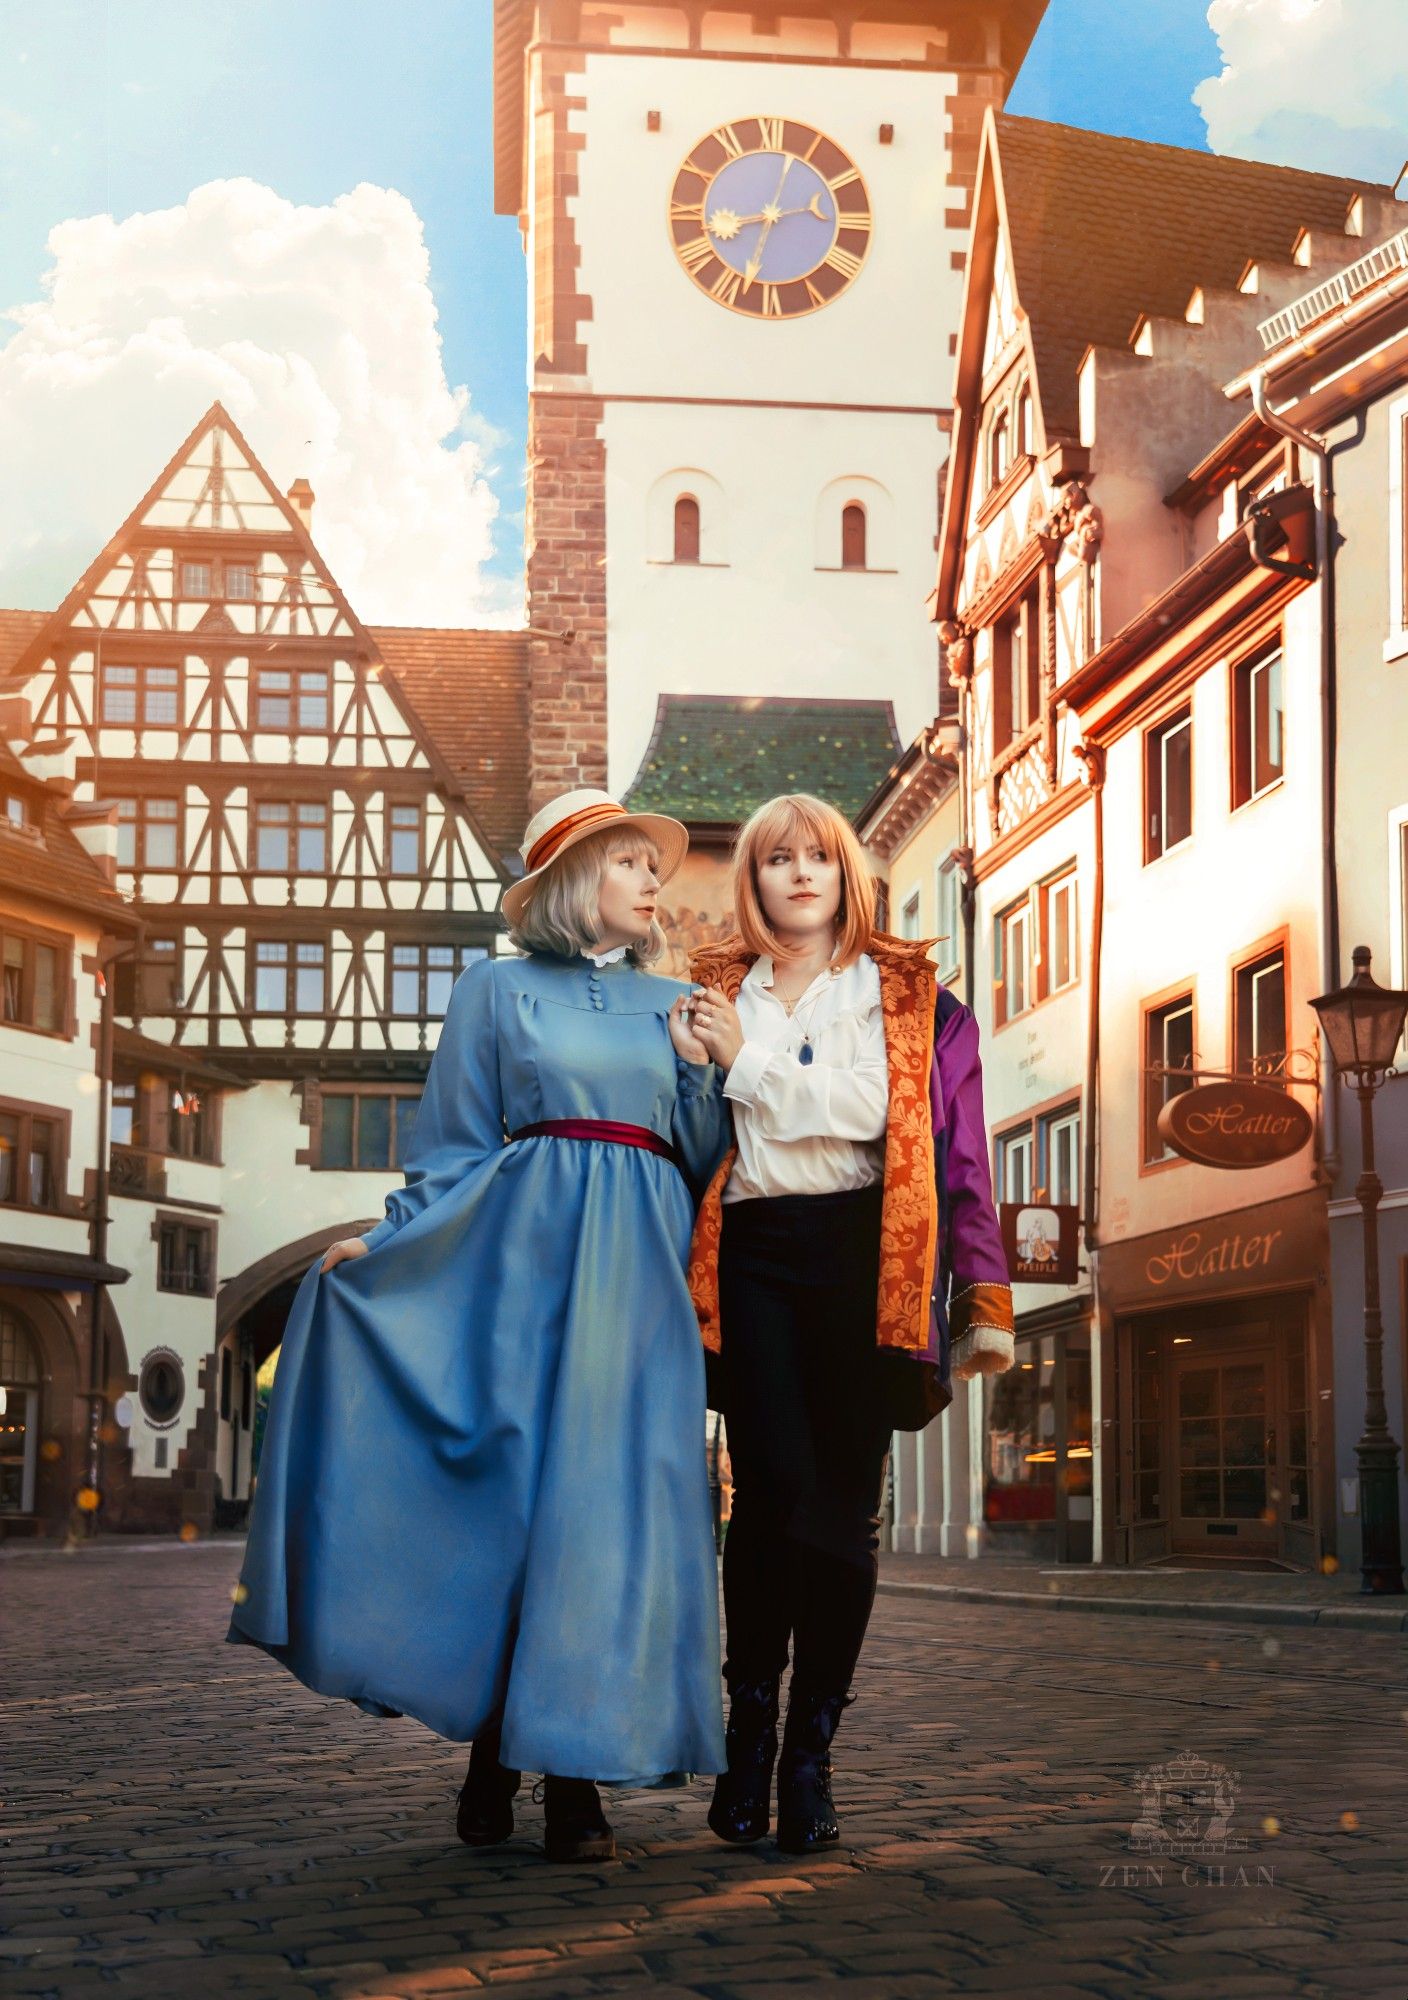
[{"x1": 731, "y1": 793, "x2": 878, "y2": 969}]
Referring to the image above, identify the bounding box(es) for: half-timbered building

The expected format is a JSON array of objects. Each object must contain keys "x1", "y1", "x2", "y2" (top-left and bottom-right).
[{"x1": 2, "y1": 404, "x2": 527, "y2": 1534}]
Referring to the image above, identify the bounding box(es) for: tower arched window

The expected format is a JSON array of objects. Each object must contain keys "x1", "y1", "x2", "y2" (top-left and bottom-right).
[
  {"x1": 673, "y1": 495, "x2": 701, "y2": 564},
  {"x1": 841, "y1": 502, "x2": 867, "y2": 571},
  {"x1": 987, "y1": 411, "x2": 1010, "y2": 491}
]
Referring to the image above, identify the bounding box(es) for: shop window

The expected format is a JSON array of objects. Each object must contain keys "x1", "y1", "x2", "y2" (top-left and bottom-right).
[
  {"x1": 984, "y1": 1334, "x2": 1057, "y2": 1523},
  {"x1": 115, "y1": 796, "x2": 180, "y2": 871},
  {"x1": 138, "y1": 1349, "x2": 185, "y2": 1424},
  {"x1": 1233, "y1": 946, "x2": 1287, "y2": 1077},
  {"x1": 157, "y1": 1219, "x2": 215, "y2": 1297},
  {"x1": 1, "y1": 927, "x2": 67, "y2": 1034},
  {"x1": 1037, "y1": 868, "x2": 1078, "y2": 998},
  {"x1": 387, "y1": 802, "x2": 422, "y2": 876},
  {"x1": 992, "y1": 583, "x2": 1040, "y2": 751},
  {"x1": 673, "y1": 496, "x2": 701, "y2": 564},
  {"x1": 0, "y1": 1309, "x2": 41, "y2": 1515},
  {"x1": 254, "y1": 667, "x2": 331, "y2": 732},
  {"x1": 1232, "y1": 647, "x2": 1284, "y2": 807},
  {"x1": 389, "y1": 942, "x2": 487, "y2": 1018},
  {"x1": 317, "y1": 1087, "x2": 421, "y2": 1170},
  {"x1": 253, "y1": 800, "x2": 327, "y2": 873},
  {"x1": 994, "y1": 894, "x2": 1033, "y2": 1027},
  {"x1": 1145, "y1": 707, "x2": 1193, "y2": 861},
  {"x1": 1144, "y1": 991, "x2": 1195, "y2": 1162},
  {"x1": 840, "y1": 503, "x2": 867, "y2": 570},
  {"x1": 1134, "y1": 1332, "x2": 1163, "y2": 1521},
  {"x1": 1286, "y1": 1331, "x2": 1310, "y2": 1525},
  {"x1": 100, "y1": 663, "x2": 180, "y2": 727},
  {"x1": 0, "y1": 1108, "x2": 62, "y2": 1210}
]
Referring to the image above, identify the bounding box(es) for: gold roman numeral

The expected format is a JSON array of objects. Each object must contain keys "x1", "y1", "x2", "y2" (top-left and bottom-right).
[
  {"x1": 837, "y1": 209, "x2": 873, "y2": 233},
  {"x1": 717, "y1": 124, "x2": 746, "y2": 159},
  {"x1": 824, "y1": 244, "x2": 864, "y2": 281},
  {"x1": 678, "y1": 235, "x2": 715, "y2": 273},
  {"x1": 758, "y1": 117, "x2": 785, "y2": 150},
  {"x1": 805, "y1": 278, "x2": 827, "y2": 307},
  {"x1": 762, "y1": 284, "x2": 783, "y2": 317},
  {"x1": 670, "y1": 201, "x2": 704, "y2": 224},
  {"x1": 828, "y1": 167, "x2": 861, "y2": 192},
  {"x1": 803, "y1": 132, "x2": 823, "y2": 161},
  {"x1": 710, "y1": 266, "x2": 744, "y2": 307}
]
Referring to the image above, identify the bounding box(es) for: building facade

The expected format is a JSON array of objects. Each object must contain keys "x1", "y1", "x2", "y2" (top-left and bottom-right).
[
  {"x1": 1, "y1": 406, "x2": 527, "y2": 1536},
  {"x1": 493, "y1": 0, "x2": 1047, "y2": 804}
]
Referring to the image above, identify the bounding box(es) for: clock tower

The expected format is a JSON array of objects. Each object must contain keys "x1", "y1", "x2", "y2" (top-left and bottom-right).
[{"x1": 493, "y1": 0, "x2": 1046, "y2": 805}]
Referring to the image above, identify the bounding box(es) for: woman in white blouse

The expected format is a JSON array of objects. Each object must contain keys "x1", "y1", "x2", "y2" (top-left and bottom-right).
[{"x1": 685, "y1": 793, "x2": 913, "y2": 1856}]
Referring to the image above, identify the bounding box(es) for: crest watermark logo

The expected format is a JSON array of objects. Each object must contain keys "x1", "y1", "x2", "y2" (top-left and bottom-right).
[{"x1": 1099, "y1": 1748, "x2": 1276, "y2": 1889}]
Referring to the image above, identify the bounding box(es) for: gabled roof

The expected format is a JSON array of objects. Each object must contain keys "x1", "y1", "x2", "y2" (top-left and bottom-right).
[
  {"x1": 993, "y1": 114, "x2": 1392, "y2": 441},
  {"x1": 370, "y1": 626, "x2": 530, "y2": 854},
  {"x1": 0, "y1": 610, "x2": 48, "y2": 680},
  {"x1": 0, "y1": 740, "x2": 131, "y2": 921},
  {"x1": 624, "y1": 694, "x2": 903, "y2": 826}
]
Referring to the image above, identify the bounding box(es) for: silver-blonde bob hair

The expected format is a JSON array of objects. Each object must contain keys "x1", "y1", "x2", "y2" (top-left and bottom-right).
[{"x1": 506, "y1": 824, "x2": 666, "y2": 966}]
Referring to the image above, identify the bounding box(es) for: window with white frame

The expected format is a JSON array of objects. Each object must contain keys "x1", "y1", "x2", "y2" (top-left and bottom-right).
[
  {"x1": 1043, "y1": 1106, "x2": 1081, "y2": 1206},
  {"x1": 1232, "y1": 646, "x2": 1284, "y2": 807},
  {"x1": 899, "y1": 889, "x2": 921, "y2": 941},
  {"x1": 995, "y1": 1125, "x2": 1034, "y2": 1204},
  {"x1": 995, "y1": 895, "x2": 1032, "y2": 1026},
  {"x1": 1389, "y1": 396, "x2": 1408, "y2": 650},
  {"x1": 1040, "y1": 868, "x2": 1078, "y2": 995},
  {"x1": 935, "y1": 860, "x2": 960, "y2": 978},
  {"x1": 1145, "y1": 991, "x2": 1195, "y2": 1162},
  {"x1": 1145, "y1": 707, "x2": 1193, "y2": 861}
]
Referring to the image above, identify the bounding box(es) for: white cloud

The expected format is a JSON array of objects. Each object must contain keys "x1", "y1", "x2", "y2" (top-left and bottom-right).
[
  {"x1": 0, "y1": 177, "x2": 521, "y2": 625},
  {"x1": 1195, "y1": 0, "x2": 1408, "y2": 181}
]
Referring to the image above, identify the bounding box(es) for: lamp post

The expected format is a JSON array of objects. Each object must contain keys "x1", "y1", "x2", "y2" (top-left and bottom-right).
[{"x1": 1310, "y1": 945, "x2": 1408, "y2": 1595}]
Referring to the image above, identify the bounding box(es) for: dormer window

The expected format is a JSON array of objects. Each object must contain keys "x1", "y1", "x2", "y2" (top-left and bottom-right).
[
  {"x1": 673, "y1": 495, "x2": 701, "y2": 564},
  {"x1": 4, "y1": 794, "x2": 27, "y2": 830},
  {"x1": 841, "y1": 502, "x2": 867, "y2": 570}
]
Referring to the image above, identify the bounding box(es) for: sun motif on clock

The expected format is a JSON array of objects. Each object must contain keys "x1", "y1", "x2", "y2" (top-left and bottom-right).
[{"x1": 668, "y1": 117, "x2": 872, "y2": 318}]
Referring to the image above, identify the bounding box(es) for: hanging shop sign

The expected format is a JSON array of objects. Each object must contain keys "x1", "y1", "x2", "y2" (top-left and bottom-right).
[
  {"x1": 999, "y1": 1201, "x2": 1082, "y2": 1285},
  {"x1": 1156, "y1": 1080, "x2": 1313, "y2": 1170}
]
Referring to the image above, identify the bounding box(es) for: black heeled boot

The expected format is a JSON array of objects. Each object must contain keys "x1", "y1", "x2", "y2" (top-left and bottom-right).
[
  {"x1": 775, "y1": 1682, "x2": 848, "y2": 1855},
  {"x1": 455, "y1": 1722, "x2": 521, "y2": 1847},
  {"x1": 542, "y1": 1776, "x2": 616, "y2": 1863},
  {"x1": 707, "y1": 1676, "x2": 780, "y2": 1846}
]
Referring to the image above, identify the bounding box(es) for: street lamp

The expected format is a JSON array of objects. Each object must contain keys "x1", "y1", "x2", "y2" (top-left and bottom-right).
[{"x1": 1310, "y1": 945, "x2": 1408, "y2": 1595}]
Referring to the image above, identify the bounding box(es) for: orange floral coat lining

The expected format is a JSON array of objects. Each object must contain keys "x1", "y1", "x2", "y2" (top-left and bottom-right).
[{"x1": 686, "y1": 932, "x2": 941, "y2": 1355}]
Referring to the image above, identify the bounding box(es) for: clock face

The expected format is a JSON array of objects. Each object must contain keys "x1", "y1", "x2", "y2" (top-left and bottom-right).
[{"x1": 669, "y1": 117, "x2": 872, "y2": 318}]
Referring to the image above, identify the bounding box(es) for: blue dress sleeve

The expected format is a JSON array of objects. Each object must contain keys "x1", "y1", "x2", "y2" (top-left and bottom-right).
[
  {"x1": 361, "y1": 957, "x2": 505, "y2": 1250},
  {"x1": 672, "y1": 1057, "x2": 730, "y2": 1202}
]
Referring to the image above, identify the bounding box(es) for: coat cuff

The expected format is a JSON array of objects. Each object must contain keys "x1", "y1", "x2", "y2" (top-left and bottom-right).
[
  {"x1": 359, "y1": 1219, "x2": 396, "y2": 1253},
  {"x1": 949, "y1": 1280, "x2": 1015, "y2": 1379},
  {"x1": 676, "y1": 1057, "x2": 718, "y2": 1097}
]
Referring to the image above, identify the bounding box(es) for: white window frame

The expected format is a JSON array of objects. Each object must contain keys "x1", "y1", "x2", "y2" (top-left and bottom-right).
[
  {"x1": 996, "y1": 1126, "x2": 1034, "y2": 1204},
  {"x1": 1387, "y1": 393, "x2": 1408, "y2": 661},
  {"x1": 899, "y1": 888, "x2": 921, "y2": 941},
  {"x1": 1045, "y1": 869, "x2": 1078, "y2": 994},
  {"x1": 935, "y1": 858, "x2": 960, "y2": 980},
  {"x1": 1244, "y1": 649, "x2": 1285, "y2": 803},
  {"x1": 1003, "y1": 898, "x2": 1032, "y2": 1019},
  {"x1": 1043, "y1": 1107, "x2": 1081, "y2": 1206}
]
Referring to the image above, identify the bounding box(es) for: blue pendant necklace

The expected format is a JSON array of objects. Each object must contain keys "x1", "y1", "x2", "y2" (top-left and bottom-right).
[{"x1": 779, "y1": 975, "x2": 828, "y2": 1066}]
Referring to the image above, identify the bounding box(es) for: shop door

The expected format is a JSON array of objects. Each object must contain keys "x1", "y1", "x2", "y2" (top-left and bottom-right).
[{"x1": 1172, "y1": 1346, "x2": 1278, "y2": 1555}]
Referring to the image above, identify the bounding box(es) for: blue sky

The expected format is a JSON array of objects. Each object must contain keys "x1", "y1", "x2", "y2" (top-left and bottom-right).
[{"x1": 1, "y1": 2, "x2": 1399, "y2": 614}]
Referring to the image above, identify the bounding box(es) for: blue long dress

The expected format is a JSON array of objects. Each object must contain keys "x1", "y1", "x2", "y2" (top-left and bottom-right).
[{"x1": 228, "y1": 952, "x2": 730, "y2": 1786}]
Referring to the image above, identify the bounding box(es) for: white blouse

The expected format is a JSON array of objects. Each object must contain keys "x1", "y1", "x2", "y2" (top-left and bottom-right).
[{"x1": 721, "y1": 952, "x2": 889, "y2": 1202}]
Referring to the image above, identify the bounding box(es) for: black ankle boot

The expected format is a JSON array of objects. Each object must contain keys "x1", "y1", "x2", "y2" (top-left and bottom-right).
[
  {"x1": 542, "y1": 1776, "x2": 616, "y2": 1863},
  {"x1": 707, "y1": 1676, "x2": 780, "y2": 1846},
  {"x1": 455, "y1": 1722, "x2": 521, "y2": 1847},
  {"x1": 775, "y1": 1682, "x2": 848, "y2": 1855}
]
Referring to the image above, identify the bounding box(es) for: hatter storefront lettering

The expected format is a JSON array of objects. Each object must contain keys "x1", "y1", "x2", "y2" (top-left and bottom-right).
[{"x1": 1099, "y1": 1187, "x2": 1327, "y2": 1311}]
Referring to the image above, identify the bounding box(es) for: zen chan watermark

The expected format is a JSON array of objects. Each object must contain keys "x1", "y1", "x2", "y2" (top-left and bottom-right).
[{"x1": 1100, "y1": 1749, "x2": 1277, "y2": 1889}]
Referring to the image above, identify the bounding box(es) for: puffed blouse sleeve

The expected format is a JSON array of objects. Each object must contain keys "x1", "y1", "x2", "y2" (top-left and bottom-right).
[
  {"x1": 671, "y1": 1055, "x2": 730, "y2": 1204},
  {"x1": 361, "y1": 957, "x2": 505, "y2": 1250}
]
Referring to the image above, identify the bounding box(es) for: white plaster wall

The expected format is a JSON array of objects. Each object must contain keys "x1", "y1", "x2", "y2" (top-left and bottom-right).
[
  {"x1": 217, "y1": 1081, "x2": 391, "y2": 1278},
  {"x1": 1096, "y1": 584, "x2": 1325, "y2": 1249},
  {"x1": 106, "y1": 1197, "x2": 217, "y2": 1479},
  {"x1": 605, "y1": 400, "x2": 944, "y2": 787},
  {"x1": 571, "y1": 53, "x2": 966, "y2": 407}
]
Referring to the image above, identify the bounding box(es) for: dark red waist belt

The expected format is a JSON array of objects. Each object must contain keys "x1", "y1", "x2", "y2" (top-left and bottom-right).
[{"x1": 510, "y1": 1119, "x2": 682, "y2": 1170}]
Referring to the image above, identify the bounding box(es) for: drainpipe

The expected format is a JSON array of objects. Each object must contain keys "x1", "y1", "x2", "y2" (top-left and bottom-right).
[{"x1": 1250, "y1": 370, "x2": 1340, "y2": 1182}]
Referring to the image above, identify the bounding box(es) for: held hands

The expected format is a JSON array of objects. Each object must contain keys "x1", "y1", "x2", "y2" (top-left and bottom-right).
[
  {"x1": 320, "y1": 1236, "x2": 371, "y2": 1274},
  {"x1": 667, "y1": 992, "x2": 711, "y2": 1066},
  {"x1": 685, "y1": 985, "x2": 744, "y2": 1073}
]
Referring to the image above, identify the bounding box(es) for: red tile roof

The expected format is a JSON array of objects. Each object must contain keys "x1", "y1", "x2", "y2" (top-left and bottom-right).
[
  {"x1": 995, "y1": 115, "x2": 1394, "y2": 437},
  {"x1": 0, "y1": 751, "x2": 130, "y2": 919},
  {"x1": 0, "y1": 610, "x2": 49, "y2": 680},
  {"x1": 370, "y1": 626, "x2": 530, "y2": 855}
]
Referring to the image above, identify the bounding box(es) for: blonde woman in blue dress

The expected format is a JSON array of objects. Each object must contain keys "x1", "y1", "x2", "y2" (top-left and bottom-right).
[{"x1": 229, "y1": 791, "x2": 729, "y2": 1863}]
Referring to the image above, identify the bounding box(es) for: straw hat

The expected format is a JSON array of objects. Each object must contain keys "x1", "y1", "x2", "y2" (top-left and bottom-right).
[{"x1": 501, "y1": 788, "x2": 689, "y2": 928}]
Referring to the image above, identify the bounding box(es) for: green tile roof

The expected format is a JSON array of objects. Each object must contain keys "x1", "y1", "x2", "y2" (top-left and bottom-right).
[{"x1": 624, "y1": 695, "x2": 903, "y2": 826}]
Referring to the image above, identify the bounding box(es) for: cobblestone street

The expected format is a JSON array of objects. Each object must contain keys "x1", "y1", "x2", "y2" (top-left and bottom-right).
[{"x1": 3, "y1": 1541, "x2": 1405, "y2": 2000}]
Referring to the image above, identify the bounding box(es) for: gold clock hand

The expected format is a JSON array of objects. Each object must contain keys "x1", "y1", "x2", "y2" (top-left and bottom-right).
[{"x1": 744, "y1": 153, "x2": 794, "y2": 287}]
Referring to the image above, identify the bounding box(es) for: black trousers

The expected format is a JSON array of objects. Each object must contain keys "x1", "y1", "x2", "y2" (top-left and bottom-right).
[{"x1": 718, "y1": 1183, "x2": 893, "y2": 1695}]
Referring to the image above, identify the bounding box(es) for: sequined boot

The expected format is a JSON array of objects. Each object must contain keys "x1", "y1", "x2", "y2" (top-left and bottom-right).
[
  {"x1": 707, "y1": 1676, "x2": 781, "y2": 1845},
  {"x1": 774, "y1": 1682, "x2": 848, "y2": 1855}
]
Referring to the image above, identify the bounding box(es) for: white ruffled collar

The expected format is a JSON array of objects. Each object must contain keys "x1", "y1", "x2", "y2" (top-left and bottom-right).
[{"x1": 582, "y1": 944, "x2": 629, "y2": 968}]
